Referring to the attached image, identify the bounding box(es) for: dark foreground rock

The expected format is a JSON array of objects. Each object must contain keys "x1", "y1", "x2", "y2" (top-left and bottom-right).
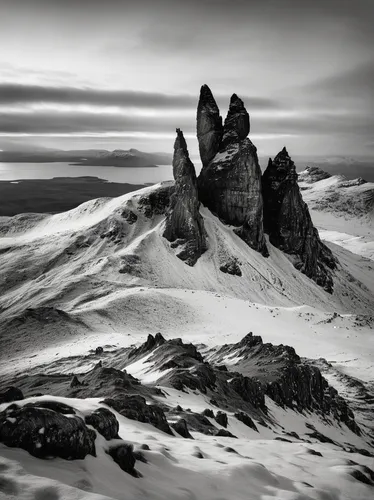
[
  {"x1": 102, "y1": 395, "x2": 172, "y2": 435},
  {"x1": 85, "y1": 407, "x2": 120, "y2": 440},
  {"x1": 0, "y1": 387, "x2": 23, "y2": 404},
  {"x1": 107, "y1": 443, "x2": 137, "y2": 476},
  {"x1": 0, "y1": 403, "x2": 96, "y2": 459},
  {"x1": 262, "y1": 148, "x2": 336, "y2": 292},
  {"x1": 163, "y1": 129, "x2": 207, "y2": 266}
]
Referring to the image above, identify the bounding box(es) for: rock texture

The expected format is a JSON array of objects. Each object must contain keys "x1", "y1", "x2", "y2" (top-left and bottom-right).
[
  {"x1": 0, "y1": 403, "x2": 96, "y2": 459},
  {"x1": 196, "y1": 84, "x2": 223, "y2": 167},
  {"x1": 85, "y1": 407, "x2": 120, "y2": 440},
  {"x1": 262, "y1": 148, "x2": 336, "y2": 292},
  {"x1": 197, "y1": 88, "x2": 268, "y2": 255},
  {"x1": 163, "y1": 129, "x2": 207, "y2": 266}
]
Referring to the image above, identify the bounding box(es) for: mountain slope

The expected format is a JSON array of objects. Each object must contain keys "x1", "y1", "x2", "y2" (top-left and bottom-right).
[{"x1": 299, "y1": 167, "x2": 374, "y2": 260}]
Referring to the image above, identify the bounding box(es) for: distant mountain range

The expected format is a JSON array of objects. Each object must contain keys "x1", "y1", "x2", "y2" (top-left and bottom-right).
[{"x1": 0, "y1": 147, "x2": 172, "y2": 168}]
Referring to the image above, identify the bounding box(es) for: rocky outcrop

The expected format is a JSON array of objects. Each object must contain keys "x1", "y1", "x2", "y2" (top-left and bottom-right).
[
  {"x1": 107, "y1": 443, "x2": 137, "y2": 476},
  {"x1": 197, "y1": 89, "x2": 268, "y2": 255},
  {"x1": 210, "y1": 332, "x2": 360, "y2": 434},
  {"x1": 262, "y1": 148, "x2": 336, "y2": 292},
  {"x1": 298, "y1": 166, "x2": 331, "y2": 184},
  {"x1": 196, "y1": 84, "x2": 223, "y2": 167},
  {"x1": 0, "y1": 403, "x2": 96, "y2": 459},
  {"x1": 102, "y1": 395, "x2": 173, "y2": 435},
  {"x1": 85, "y1": 407, "x2": 120, "y2": 440},
  {"x1": 163, "y1": 129, "x2": 207, "y2": 266}
]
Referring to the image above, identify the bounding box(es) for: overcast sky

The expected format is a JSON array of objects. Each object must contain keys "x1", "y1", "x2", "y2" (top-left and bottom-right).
[{"x1": 0, "y1": 0, "x2": 373, "y2": 158}]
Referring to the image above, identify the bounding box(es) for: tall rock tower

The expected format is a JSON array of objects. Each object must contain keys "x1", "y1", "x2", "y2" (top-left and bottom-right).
[
  {"x1": 262, "y1": 147, "x2": 336, "y2": 292},
  {"x1": 163, "y1": 129, "x2": 207, "y2": 266},
  {"x1": 197, "y1": 87, "x2": 268, "y2": 256}
]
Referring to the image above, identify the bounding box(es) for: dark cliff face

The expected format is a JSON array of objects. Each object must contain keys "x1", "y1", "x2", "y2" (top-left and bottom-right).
[
  {"x1": 196, "y1": 84, "x2": 223, "y2": 167},
  {"x1": 163, "y1": 129, "x2": 207, "y2": 266},
  {"x1": 197, "y1": 90, "x2": 268, "y2": 256},
  {"x1": 262, "y1": 148, "x2": 336, "y2": 292}
]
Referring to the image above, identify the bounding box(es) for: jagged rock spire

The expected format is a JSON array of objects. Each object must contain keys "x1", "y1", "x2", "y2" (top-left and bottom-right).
[
  {"x1": 196, "y1": 84, "x2": 223, "y2": 167},
  {"x1": 221, "y1": 93, "x2": 250, "y2": 148},
  {"x1": 163, "y1": 129, "x2": 207, "y2": 266},
  {"x1": 262, "y1": 148, "x2": 336, "y2": 292},
  {"x1": 197, "y1": 88, "x2": 268, "y2": 256}
]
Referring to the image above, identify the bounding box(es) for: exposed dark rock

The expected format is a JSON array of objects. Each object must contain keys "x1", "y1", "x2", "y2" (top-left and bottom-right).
[
  {"x1": 219, "y1": 258, "x2": 242, "y2": 276},
  {"x1": 306, "y1": 448, "x2": 323, "y2": 457},
  {"x1": 163, "y1": 129, "x2": 207, "y2": 266},
  {"x1": 349, "y1": 468, "x2": 374, "y2": 486},
  {"x1": 228, "y1": 375, "x2": 266, "y2": 410},
  {"x1": 102, "y1": 395, "x2": 172, "y2": 435},
  {"x1": 0, "y1": 404, "x2": 96, "y2": 459},
  {"x1": 24, "y1": 400, "x2": 76, "y2": 415},
  {"x1": 306, "y1": 430, "x2": 336, "y2": 445},
  {"x1": 198, "y1": 91, "x2": 267, "y2": 256},
  {"x1": 192, "y1": 449, "x2": 205, "y2": 459},
  {"x1": 224, "y1": 446, "x2": 238, "y2": 454},
  {"x1": 138, "y1": 183, "x2": 174, "y2": 218},
  {"x1": 85, "y1": 407, "x2": 120, "y2": 440},
  {"x1": 129, "y1": 333, "x2": 166, "y2": 359},
  {"x1": 196, "y1": 84, "x2": 223, "y2": 167},
  {"x1": 168, "y1": 409, "x2": 216, "y2": 435},
  {"x1": 215, "y1": 429, "x2": 237, "y2": 439},
  {"x1": 107, "y1": 443, "x2": 137, "y2": 476},
  {"x1": 202, "y1": 408, "x2": 215, "y2": 418},
  {"x1": 221, "y1": 94, "x2": 250, "y2": 149},
  {"x1": 95, "y1": 346, "x2": 104, "y2": 355},
  {"x1": 234, "y1": 412, "x2": 258, "y2": 431},
  {"x1": 0, "y1": 387, "x2": 23, "y2": 404},
  {"x1": 275, "y1": 437, "x2": 292, "y2": 443},
  {"x1": 171, "y1": 418, "x2": 193, "y2": 439},
  {"x1": 121, "y1": 207, "x2": 138, "y2": 224},
  {"x1": 70, "y1": 375, "x2": 81, "y2": 388},
  {"x1": 262, "y1": 148, "x2": 337, "y2": 292},
  {"x1": 215, "y1": 411, "x2": 228, "y2": 428},
  {"x1": 139, "y1": 443, "x2": 150, "y2": 451},
  {"x1": 211, "y1": 333, "x2": 360, "y2": 434}
]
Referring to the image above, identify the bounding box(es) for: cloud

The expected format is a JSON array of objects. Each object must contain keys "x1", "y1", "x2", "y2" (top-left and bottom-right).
[{"x1": 0, "y1": 83, "x2": 281, "y2": 112}]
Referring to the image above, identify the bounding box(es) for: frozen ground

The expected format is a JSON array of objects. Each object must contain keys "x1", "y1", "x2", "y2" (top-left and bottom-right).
[{"x1": 0, "y1": 180, "x2": 373, "y2": 499}]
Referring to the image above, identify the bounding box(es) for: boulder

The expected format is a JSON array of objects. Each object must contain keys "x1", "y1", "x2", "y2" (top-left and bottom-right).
[
  {"x1": 163, "y1": 129, "x2": 207, "y2": 266},
  {"x1": 0, "y1": 404, "x2": 96, "y2": 459},
  {"x1": 107, "y1": 443, "x2": 137, "y2": 476},
  {"x1": 85, "y1": 407, "x2": 120, "y2": 440},
  {"x1": 214, "y1": 411, "x2": 228, "y2": 428},
  {"x1": 262, "y1": 148, "x2": 336, "y2": 292}
]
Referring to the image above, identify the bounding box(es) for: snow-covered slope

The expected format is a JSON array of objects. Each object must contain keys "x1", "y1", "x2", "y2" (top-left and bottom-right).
[
  {"x1": 0, "y1": 182, "x2": 373, "y2": 500},
  {"x1": 299, "y1": 167, "x2": 374, "y2": 260}
]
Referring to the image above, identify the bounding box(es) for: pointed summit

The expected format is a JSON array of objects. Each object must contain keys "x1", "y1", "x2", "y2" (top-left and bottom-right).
[
  {"x1": 197, "y1": 85, "x2": 223, "y2": 167},
  {"x1": 262, "y1": 148, "x2": 336, "y2": 292},
  {"x1": 221, "y1": 93, "x2": 250, "y2": 148},
  {"x1": 163, "y1": 129, "x2": 207, "y2": 266}
]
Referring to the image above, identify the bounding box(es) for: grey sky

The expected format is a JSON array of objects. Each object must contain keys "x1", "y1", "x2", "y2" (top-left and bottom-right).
[{"x1": 0, "y1": 0, "x2": 373, "y2": 157}]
